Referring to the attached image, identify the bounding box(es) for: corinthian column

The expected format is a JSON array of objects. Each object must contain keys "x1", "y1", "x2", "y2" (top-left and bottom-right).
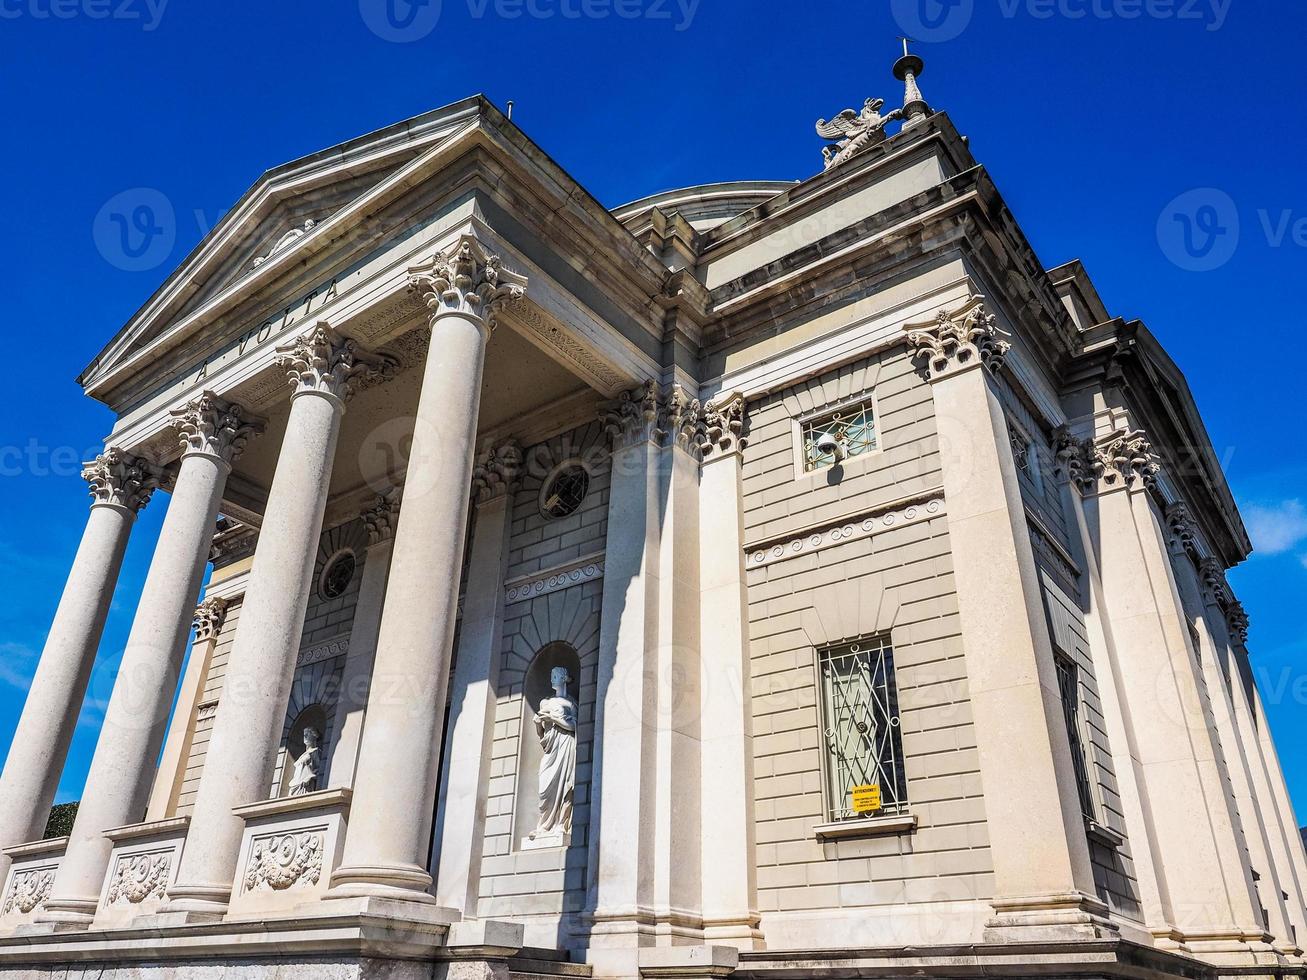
[
  {"x1": 0, "y1": 450, "x2": 158, "y2": 885},
  {"x1": 903, "y1": 299, "x2": 1102, "y2": 939},
  {"x1": 330, "y1": 236, "x2": 525, "y2": 901},
  {"x1": 40, "y1": 395, "x2": 263, "y2": 925},
  {"x1": 162, "y1": 325, "x2": 392, "y2": 917}
]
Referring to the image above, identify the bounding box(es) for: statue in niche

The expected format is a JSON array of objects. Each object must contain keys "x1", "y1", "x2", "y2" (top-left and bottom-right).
[
  {"x1": 528, "y1": 666, "x2": 578, "y2": 845},
  {"x1": 287, "y1": 726, "x2": 322, "y2": 797}
]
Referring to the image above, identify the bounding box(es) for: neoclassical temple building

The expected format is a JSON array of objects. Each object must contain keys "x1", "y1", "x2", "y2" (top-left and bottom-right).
[{"x1": 1, "y1": 48, "x2": 1304, "y2": 980}]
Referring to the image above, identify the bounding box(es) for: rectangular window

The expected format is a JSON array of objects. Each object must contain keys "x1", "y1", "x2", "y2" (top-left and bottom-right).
[
  {"x1": 1054, "y1": 653, "x2": 1096, "y2": 819},
  {"x1": 802, "y1": 401, "x2": 876, "y2": 472},
  {"x1": 817, "y1": 636, "x2": 908, "y2": 821},
  {"x1": 1009, "y1": 422, "x2": 1044, "y2": 494}
]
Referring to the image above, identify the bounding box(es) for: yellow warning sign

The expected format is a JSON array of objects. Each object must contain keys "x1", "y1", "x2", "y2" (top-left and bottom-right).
[{"x1": 851, "y1": 784, "x2": 882, "y2": 814}]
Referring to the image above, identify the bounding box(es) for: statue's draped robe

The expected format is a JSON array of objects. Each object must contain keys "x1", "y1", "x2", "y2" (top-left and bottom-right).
[
  {"x1": 288, "y1": 745, "x2": 320, "y2": 797},
  {"x1": 534, "y1": 695, "x2": 577, "y2": 836}
]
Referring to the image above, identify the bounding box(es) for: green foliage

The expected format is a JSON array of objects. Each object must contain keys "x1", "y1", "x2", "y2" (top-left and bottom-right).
[{"x1": 43, "y1": 801, "x2": 78, "y2": 840}]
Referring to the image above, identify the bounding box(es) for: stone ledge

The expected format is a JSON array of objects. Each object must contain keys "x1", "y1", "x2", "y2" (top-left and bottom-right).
[{"x1": 812, "y1": 813, "x2": 917, "y2": 840}]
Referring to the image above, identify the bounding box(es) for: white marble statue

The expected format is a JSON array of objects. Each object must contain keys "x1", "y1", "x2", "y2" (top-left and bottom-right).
[
  {"x1": 287, "y1": 726, "x2": 321, "y2": 797},
  {"x1": 529, "y1": 666, "x2": 578, "y2": 844}
]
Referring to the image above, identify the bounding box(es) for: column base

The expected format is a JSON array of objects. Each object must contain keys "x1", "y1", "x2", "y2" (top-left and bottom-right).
[
  {"x1": 158, "y1": 881, "x2": 233, "y2": 919},
  {"x1": 32, "y1": 895, "x2": 97, "y2": 928},
  {"x1": 983, "y1": 890, "x2": 1120, "y2": 943},
  {"x1": 701, "y1": 913, "x2": 765, "y2": 950},
  {"x1": 328, "y1": 861, "x2": 436, "y2": 902}
]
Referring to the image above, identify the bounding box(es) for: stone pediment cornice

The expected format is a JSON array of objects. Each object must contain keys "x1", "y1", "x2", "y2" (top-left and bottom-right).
[{"x1": 80, "y1": 96, "x2": 670, "y2": 412}]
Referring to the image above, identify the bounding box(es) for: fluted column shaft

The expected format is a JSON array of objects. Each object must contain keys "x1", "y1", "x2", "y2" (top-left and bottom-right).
[
  {"x1": 41, "y1": 396, "x2": 262, "y2": 924},
  {"x1": 330, "y1": 237, "x2": 525, "y2": 900},
  {"x1": 0, "y1": 451, "x2": 156, "y2": 886},
  {"x1": 163, "y1": 325, "x2": 389, "y2": 915}
]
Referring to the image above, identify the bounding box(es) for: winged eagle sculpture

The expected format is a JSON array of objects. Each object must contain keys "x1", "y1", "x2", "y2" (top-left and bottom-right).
[{"x1": 816, "y1": 98, "x2": 904, "y2": 171}]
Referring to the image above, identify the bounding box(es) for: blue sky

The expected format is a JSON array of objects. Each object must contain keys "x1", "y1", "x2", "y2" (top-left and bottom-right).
[{"x1": 0, "y1": 1, "x2": 1303, "y2": 820}]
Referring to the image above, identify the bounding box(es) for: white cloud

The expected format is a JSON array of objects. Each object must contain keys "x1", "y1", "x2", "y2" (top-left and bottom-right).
[
  {"x1": 1245, "y1": 499, "x2": 1307, "y2": 557},
  {"x1": 0, "y1": 642, "x2": 37, "y2": 692}
]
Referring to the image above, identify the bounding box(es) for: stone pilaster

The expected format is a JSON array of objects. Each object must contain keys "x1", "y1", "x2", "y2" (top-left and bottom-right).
[
  {"x1": 41, "y1": 395, "x2": 263, "y2": 925},
  {"x1": 1068, "y1": 425, "x2": 1271, "y2": 959},
  {"x1": 163, "y1": 330, "x2": 388, "y2": 918},
  {"x1": 327, "y1": 491, "x2": 402, "y2": 790},
  {"x1": 432, "y1": 440, "x2": 521, "y2": 914},
  {"x1": 904, "y1": 298, "x2": 1105, "y2": 940},
  {"x1": 0, "y1": 449, "x2": 158, "y2": 886},
  {"x1": 696, "y1": 392, "x2": 762, "y2": 947},
  {"x1": 330, "y1": 236, "x2": 525, "y2": 903}
]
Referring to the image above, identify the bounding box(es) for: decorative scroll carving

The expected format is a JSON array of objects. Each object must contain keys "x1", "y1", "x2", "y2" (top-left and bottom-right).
[
  {"x1": 1089, "y1": 430, "x2": 1159, "y2": 492},
  {"x1": 275, "y1": 322, "x2": 396, "y2": 402},
  {"x1": 472, "y1": 440, "x2": 524, "y2": 503},
  {"x1": 2, "y1": 868, "x2": 54, "y2": 916},
  {"x1": 407, "y1": 236, "x2": 527, "y2": 333},
  {"x1": 82, "y1": 448, "x2": 161, "y2": 514},
  {"x1": 504, "y1": 555, "x2": 606, "y2": 604},
  {"x1": 362, "y1": 490, "x2": 402, "y2": 545},
  {"x1": 244, "y1": 831, "x2": 324, "y2": 892},
  {"x1": 699, "y1": 391, "x2": 748, "y2": 459},
  {"x1": 252, "y1": 219, "x2": 316, "y2": 268},
  {"x1": 602, "y1": 379, "x2": 664, "y2": 450},
  {"x1": 197, "y1": 700, "x2": 219, "y2": 722},
  {"x1": 296, "y1": 635, "x2": 349, "y2": 668},
  {"x1": 193, "y1": 597, "x2": 229, "y2": 642},
  {"x1": 1165, "y1": 502, "x2": 1198, "y2": 556},
  {"x1": 106, "y1": 853, "x2": 170, "y2": 906},
  {"x1": 170, "y1": 392, "x2": 265, "y2": 464},
  {"x1": 905, "y1": 299, "x2": 1011, "y2": 380},
  {"x1": 747, "y1": 495, "x2": 945, "y2": 570}
]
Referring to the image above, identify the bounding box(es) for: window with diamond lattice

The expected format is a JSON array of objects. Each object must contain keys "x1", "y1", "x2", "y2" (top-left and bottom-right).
[
  {"x1": 1054, "y1": 653, "x2": 1096, "y2": 820},
  {"x1": 802, "y1": 402, "x2": 876, "y2": 472},
  {"x1": 817, "y1": 637, "x2": 909, "y2": 821}
]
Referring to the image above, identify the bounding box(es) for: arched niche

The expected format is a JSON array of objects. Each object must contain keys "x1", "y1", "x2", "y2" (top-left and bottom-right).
[{"x1": 277, "y1": 703, "x2": 328, "y2": 798}]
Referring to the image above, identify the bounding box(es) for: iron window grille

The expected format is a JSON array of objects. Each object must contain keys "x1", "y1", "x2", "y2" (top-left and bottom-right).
[
  {"x1": 817, "y1": 636, "x2": 909, "y2": 821},
  {"x1": 540, "y1": 463, "x2": 590, "y2": 520},
  {"x1": 1008, "y1": 423, "x2": 1043, "y2": 493},
  {"x1": 1054, "y1": 653, "x2": 1097, "y2": 820},
  {"x1": 802, "y1": 402, "x2": 876, "y2": 472}
]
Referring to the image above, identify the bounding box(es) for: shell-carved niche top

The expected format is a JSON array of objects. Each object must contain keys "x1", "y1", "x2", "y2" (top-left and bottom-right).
[{"x1": 252, "y1": 219, "x2": 318, "y2": 268}]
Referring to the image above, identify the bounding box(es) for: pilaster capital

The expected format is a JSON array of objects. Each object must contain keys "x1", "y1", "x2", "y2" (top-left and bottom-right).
[
  {"x1": 471, "y1": 440, "x2": 524, "y2": 504},
  {"x1": 1055, "y1": 428, "x2": 1159, "y2": 495},
  {"x1": 192, "y1": 596, "x2": 229, "y2": 642},
  {"x1": 275, "y1": 322, "x2": 397, "y2": 403},
  {"x1": 1226, "y1": 601, "x2": 1250, "y2": 645},
  {"x1": 1199, "y1": 557, "x2": 1234, "y2": 608},
  {"x1": 407, "y1": 236, "x2": 528, "y2": 334},
  {"x1": 699, "y1": 391, "x2": 749, "y2": 459},
  {"x1": 660, "y1": 384, "x2": 705, "y2": 455},
  {"x1": 1164, "y1": 502, "x2": 1198, "y2": 557},
  {"x1": 362, "y1": 490, "x2": 403, "y2": 546},
  {"x1": 170, "y1": 392, "x2": 266, "y2": 464},
  {"x1": 602, "y1": 379, "x2": 665, "y2": 451},
  {"x1": 904, "y1": 297, "x2": 1011, "y2": 381},
  {"x1": 82, "y1": 447, "x2": 162, "y2": 514}
]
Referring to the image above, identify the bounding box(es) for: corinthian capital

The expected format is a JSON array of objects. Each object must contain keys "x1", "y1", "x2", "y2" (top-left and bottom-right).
[
  {"x1": 1199, "y1": 557, "x2": 1233, "y2": 608},
  {"x1": 170, "y1": 392, "x2": 265, "y2": 464},
  {"x1": 1226, "y1": 601, "x2": 1250, "y2": 645},
  {"x1": 1089, "y1": 430, "x2": 1159, "y2": 492},
  {"x1": 1164, "y1": 502, "x2": 1198, "y2": 557},
  {"x1": 660, "y1": 385, "x2": 704, "y2": 455},
  {"x1": 407, "y1": 236, "x2": 527, "y2": 333},
  {"x1": 471, "y1": 440, "x2": 524, "y2": 504},
  {"x1": 904, "y1": 297, "x2": 1011, "y2": 381},
  {"x1": 82, "y1": 448, "x2": 161, "y2": 514},
  {"x1": 275, "y1": 322, "x2": 396, "y2": 402},
  {"x1": 362, "y1": 490, "x2": 402, "y2": 545},
  {"x1": 699, "y1": 391, "x2": 748, "y2": 459},
  {"x1": 192, "y1": 596, "x2": 229, "y2": 642},
  {"x1": 602, "y1": 380, "x2": 664, "y2": 451}
]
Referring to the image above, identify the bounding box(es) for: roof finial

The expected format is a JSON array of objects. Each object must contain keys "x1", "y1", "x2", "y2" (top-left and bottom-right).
[{"x1": 893, "y1": 39, "x2": 931, "y2": 131}]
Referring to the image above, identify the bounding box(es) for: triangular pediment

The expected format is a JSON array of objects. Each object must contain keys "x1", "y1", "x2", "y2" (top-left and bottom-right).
[{"x1": 81, "y1": 96, "x2": 486, "y2": 392}]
